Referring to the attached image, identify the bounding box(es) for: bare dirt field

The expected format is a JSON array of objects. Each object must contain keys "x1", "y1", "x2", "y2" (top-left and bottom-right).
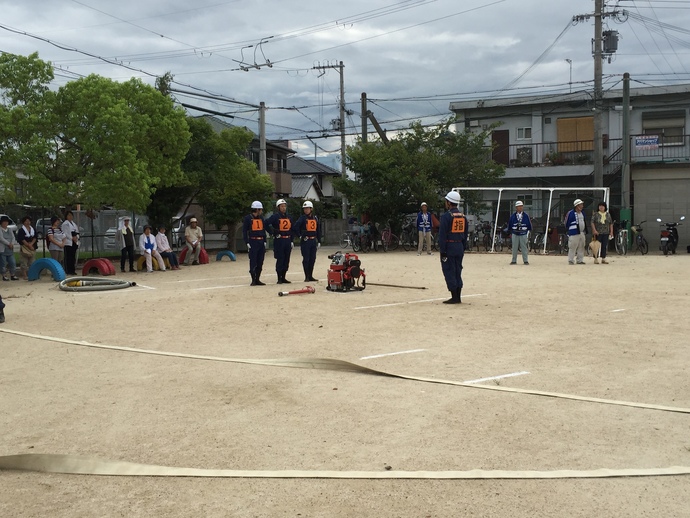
[{"x1": 1, "y1": 246, "x2": 690, "y2": 517}]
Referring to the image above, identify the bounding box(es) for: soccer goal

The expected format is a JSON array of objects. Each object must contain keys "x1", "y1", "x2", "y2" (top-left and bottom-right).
[{"x1": 451, "y1": 186, "x2": 610, "y2": 254}]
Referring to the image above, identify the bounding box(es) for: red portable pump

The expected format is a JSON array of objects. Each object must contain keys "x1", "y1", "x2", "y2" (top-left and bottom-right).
[{"x1": 326, "y1": 251, "x2": 366, "y2": 292}]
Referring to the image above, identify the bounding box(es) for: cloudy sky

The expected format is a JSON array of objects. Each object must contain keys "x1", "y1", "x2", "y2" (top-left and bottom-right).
[{"x1": 2, "y1": 0, "x2": 690, "y2": 160}]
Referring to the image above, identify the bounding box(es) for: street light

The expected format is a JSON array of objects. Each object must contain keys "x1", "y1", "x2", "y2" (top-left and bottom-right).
[{"x1": 565, "y1": 58, "x2": 572, "y2": 93}]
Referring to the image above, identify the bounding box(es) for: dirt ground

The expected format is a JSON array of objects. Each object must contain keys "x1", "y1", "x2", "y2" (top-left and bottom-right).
[{"x1": 1, "y1": 246, "x2": 689, "y2": 517}]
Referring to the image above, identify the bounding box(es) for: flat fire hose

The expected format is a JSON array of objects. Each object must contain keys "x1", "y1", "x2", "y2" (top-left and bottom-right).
[{"x1": 1, "y1": 327, "x2": 689, "y2": 480}]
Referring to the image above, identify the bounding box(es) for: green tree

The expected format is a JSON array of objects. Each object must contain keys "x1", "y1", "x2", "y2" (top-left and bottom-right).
[
  {"x1": 0, "y1": 53, "x2": 190, "y2": 211},
  {"x1": 336, "y1": 118, "x2": 504, "y2": 227},
  {"x1": 151, "y1": 117, "x2": 272, "y2": 251}
]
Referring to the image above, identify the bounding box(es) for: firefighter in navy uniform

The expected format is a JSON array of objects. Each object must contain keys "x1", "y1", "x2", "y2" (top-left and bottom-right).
[
  {"x1": 243, "y1": 201, "x2": 267, "y2": 286},
  {"x1": 438, "y1": 190, "x2": 468, "y2": 304},
  {"x1": 294, "y1": 200, "x2": 321, "y2": 282},
  {"x1": 266, "y1": 198, "x2": 294, "y2": 284}
]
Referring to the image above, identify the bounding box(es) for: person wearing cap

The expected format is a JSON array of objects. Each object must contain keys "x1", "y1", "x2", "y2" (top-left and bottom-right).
[
  {"x1": 184, "y1": 217, "x2": 203, "y2": 265},
  {"x1": 590, "y1": 200, "x2": 613, "y2": 264},
  {"x1": 416, "y1": 202, "x2": 433, "y2": 255},
  {"x1": 294, "y1": 200, "x2": 321, "y2": 282},
  {"x1": 116, "y1": 216, "x2": 136, "y2": 273},
  {"x1": 0, "y1": 215, "x2": 18, "y2": 281},
  {"x1": 438, "y1": 190, "x2": 468, "y2": 304},
  {"x1": 139, "y1": 225, "x2": 166, "y2": 273},
  {"x1": 565, "y1": 199, "x2": 587, "y2": 265},
  {"x1": 243, "y1": 201, "x2": 267, "y2": 286},
  {"x1": 46, "y1": 216, "x2": 66, "y2": 264},
  {"x1": 266, "y1": 199, "x2": 294, "y2": 284},
  {"x1": 155, "y1": 224, "x2": 180, "y2": 270},
  {"x1": 507, "y1": 201, "x2": 532, "y2": 265}
]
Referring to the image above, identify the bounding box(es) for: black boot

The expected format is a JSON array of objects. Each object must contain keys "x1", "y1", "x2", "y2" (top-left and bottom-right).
[
  {"x1": 0, "y1": 308, "x2": 5, "y2": 324},
  {"x1": 443, "y1": 288, "x2": 461, "y2": 304},
  {"x1": 307, "y1": 267, "x2": 318, "y2": 282},
  {"x1": 276, "y1": 271, "x2": 284, "y2": 284},
  {"x1": 281, "y1": 271, "x2": 291, "y2": 284},
  {"x1": 255, "y1": 268, "x2": 266, "y2": 286},
  {"x1": 250, "y1": 271, "x2": 257, "y2": 286}
]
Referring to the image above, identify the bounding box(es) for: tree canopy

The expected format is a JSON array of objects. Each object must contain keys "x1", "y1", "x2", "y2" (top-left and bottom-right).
[
  {"x1": 0, "y1": 52, "x2": 190, "y2": 211},
  {"x1": 336, "y1": 119, "x2": 504, "y2": 226}
]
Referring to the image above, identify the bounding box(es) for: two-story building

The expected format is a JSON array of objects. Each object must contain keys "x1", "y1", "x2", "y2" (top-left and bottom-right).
[
  {"x1": 449, "y1": 84, "x2": 690, "y2": 244},
  {"x1": 286, "y1": 156, "x2": 341, "y2": 202}
]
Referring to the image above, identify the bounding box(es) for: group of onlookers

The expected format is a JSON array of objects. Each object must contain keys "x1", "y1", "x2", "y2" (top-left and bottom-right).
[
  {"x1": 0, "y1": 214, "x2": 206, "y2": 279},
  {"x1": 1, "y1": 213, "x2": 80, "y2": 281}
]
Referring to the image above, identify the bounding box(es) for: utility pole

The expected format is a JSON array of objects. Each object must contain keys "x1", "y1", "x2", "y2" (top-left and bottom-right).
[
  {"x1": 621, "y1": 72, "x2": 631, "y2": 210},
  {"x1": 593, "y1": 0, "x2": 604, "y2": 188},
  {"x1": 361, "y1": 92, "x2": 367, "y2": 143},
  {"x1": 259, "y1": 101, "x2": 267, "y2": 176},
  {"x1": 313, "y1": 61, "x2": 348, "y2": 220}
]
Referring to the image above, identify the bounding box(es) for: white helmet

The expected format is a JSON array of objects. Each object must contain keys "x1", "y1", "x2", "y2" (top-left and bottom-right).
[
  {"x1": 445, "y1": 190, "x2": 461, "y2": 205},
  {"x1": 251, "y1": 201, "x2": 263, "y2": 209},
  {"x1": 302, "y1": 201, "x2": 313, "y2": 209},
  {"x1": 420, "y1": 202, "x2": 427, "y2": 207},
  {"x1": 275, "y1": 198, "x2": 287, "y2": 207},
  {"x1": 515, "y1": 201, "x2": 523, "y2": 207}
]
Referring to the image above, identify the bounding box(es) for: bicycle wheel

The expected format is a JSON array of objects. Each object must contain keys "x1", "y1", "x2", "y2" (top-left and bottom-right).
[
  {"x1": 638, "y1": 236, "x2": 648, "y2": 255},
  {"x1": 432, "y1": 234, "x2": 439, "y2": 251},
  {"x1": 352, "y1": 236, "x2": 361, "y2": 252},
  {"x1": 340, "y1": 233, "x2": 350, "y2": 249},
  {"x1": 387, "y1": 233, "x2": 399, "y2": 251},
  {"x1": 615, "y1": 233, "x2": 624, "y2": 255}
]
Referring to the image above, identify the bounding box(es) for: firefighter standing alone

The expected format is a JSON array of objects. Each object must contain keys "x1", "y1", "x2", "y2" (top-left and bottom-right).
[
  {"x1": 438, "y1": 190, "x2": 468, "y2": 304},
  {"x1": 294, "y1": 201, "x2": 321, "y2": 282},
  {"x1": 243, "y1": 201, "x2": 267, "y2": 286}
]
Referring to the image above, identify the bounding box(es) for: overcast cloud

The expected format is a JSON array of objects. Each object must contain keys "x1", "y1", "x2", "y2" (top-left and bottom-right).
[{"x1": 2, "y1": 0, "x2": 690, "y2": 159}]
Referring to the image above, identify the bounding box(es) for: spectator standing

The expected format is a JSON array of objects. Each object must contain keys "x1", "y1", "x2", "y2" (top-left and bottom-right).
[
  {"x1": 590, "y1": 201, "x2": 613, "y2": 264},
  {"x1": 294, "y1": 201, "x2": 321, "y2": 282},
  {"x1": 508, "y1": 201, "x2": 532, "y2": 265},
  {"x1": 139, "y1": 225, "x2": 166, "y2": 272},
  {"x1": 243, "y1": 201, "x2": 267, "y2": 286},
  {"x1": 266, "y1": 198, "x2": 293, "y2": 284},
  {"x1": 61, "y1": 210, "x2": 80, "y2": 275},
  {"x1": 155, "y1": 224, "x2": 180, "y2": 270},
  {"x1": 0, "y1": 215, "x2": 18, "y2": 281},
  {"x1": 438, "y1": 191, "x2": 468, "y2": 304},
  {"x1": 416, "y1": 202, "x2": 433, "y2": 255},
  {"x1": 46, "y1": 216, "x2": 65, "y2": 264},
  {"x1": 16, "y1": 216, "x2": 37, "y2": 280},
  {"x1": 184, "y1": 218, "x2": 203, "y2": 265},
  {"x1": 117, "y1": 216, "x2": 136, "y2": 273},
  {"x1": 566, "y1": 199, "x2": 587, "y2": 265}
]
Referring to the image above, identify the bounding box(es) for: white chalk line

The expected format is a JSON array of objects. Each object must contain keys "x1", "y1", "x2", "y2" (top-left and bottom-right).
[
  {"x1": 611, "y1": 309, "x2": 626, "y2": 313},
  {"x1": 464, "y1": 371, "x2": 530, "y2": 384},
  {"x1": 360, "y1": 349, "x2": 426, "y2": 360},
  {"x1": 354, "y1": 293, "x2": 487, "y2": 310},
  {"x1": 193, "y1": 284, "x2": 250, "y2": 291}
]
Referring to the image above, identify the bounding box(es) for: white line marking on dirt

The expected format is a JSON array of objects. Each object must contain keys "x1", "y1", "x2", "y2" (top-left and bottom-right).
[
  {"x1": 463, "y1": 371, "x2": 530, "y2": 384},
  {"x1": 611, "y1": 309, "x2": 626, "y2": 313},
  {"x1": 135, "y1": 284, "x2": 156, "y2": 290},
  {"x1": 192, "y1": 284, "x2": 249, "y2": 291},
  {"x1": 354, "y1": 293, "x2": 487, "y2": 310},
  {"x1": 360, "y1": 349, "x2": 426, "y2": 360},
  {"x1": 166, "y1": 275, "x2": 247, "y2": 284}
]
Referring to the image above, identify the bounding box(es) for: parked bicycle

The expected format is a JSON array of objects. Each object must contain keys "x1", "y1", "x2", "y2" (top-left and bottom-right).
[
  {"x1": 339, "y1": 231, "x2": 357, "y2": 249},
  {"x1": 630, "y1": 221, "x2": 648, "y2": 255},
  {"x1": 615, "y1": 220, "x2": 628, "y2": 255},
  {"x1": 401, "y1": 220, "x2": 418, "y2": 252},
  {"x1": 380, "y1": 223, "x2": 400, "y2": 252}
]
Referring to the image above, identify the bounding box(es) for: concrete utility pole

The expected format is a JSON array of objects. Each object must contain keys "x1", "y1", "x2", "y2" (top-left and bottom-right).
[
  {"x1": 593, "y1": 0, "x2": 604, "y2": 187},
  {"x1": 361, "y1": 92, "x2": 367, "y2": 143},
  {"x1": 313, "y1": 61, "x2": 348, "y2": 220},
  {"x1": 259, "y1": 101, "x2": 267, "y2": 175},
  {"x1": 621, "y1": 72, "x2": 631, "y2": 209}
]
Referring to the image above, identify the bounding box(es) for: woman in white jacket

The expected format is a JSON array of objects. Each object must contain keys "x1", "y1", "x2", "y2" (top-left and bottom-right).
[{"x1": 139, "y1": 225, "x2": 166, "y2": 273}]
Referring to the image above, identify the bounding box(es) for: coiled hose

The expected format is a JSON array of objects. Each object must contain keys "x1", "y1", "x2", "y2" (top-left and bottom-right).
[{"x1": 59, "y1": 277, "x2": 137, "y2": 292}]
